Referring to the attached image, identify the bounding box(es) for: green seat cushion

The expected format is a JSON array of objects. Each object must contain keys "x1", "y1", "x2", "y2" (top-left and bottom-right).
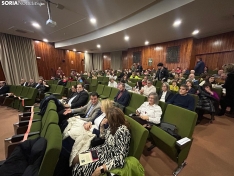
[
  {"x1": 108, "y1": 157, "x2": 144, "y2": 176},
  {"x1": 124, "y1": 107, "x2": 135, "y2": 115},
  {"x1": 99, "y1": 95, "x2": 108, "y2": 99},
  {"x1": 30, "y1": 121, "x2": 42, "y2": 132}
]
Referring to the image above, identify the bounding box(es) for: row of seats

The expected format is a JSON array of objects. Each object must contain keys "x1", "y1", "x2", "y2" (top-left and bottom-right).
[
  {"x1": 44, "y1": 84, "x2": 65, "y2": 99},
  {"x1": 3, "y1": 85, "x2": 38, "y2": 111}
]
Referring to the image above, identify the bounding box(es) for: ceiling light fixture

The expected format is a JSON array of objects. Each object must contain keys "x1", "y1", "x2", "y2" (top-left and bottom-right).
[
  {"x1": 35, "y1": 40, "x2": 40, "y2": 43},
  {"x1": 97, "y1": 44, "x2": 101, "y2": 48},
  {"x1": 32, "y1": 22, "x2": 41, "y2": 28},
  {"x1": 124, "y1": 36, "x2": 129, "y2": 41},
  {"x1": 173, "y1": 20, "x2": 181, "y2": 27},
  {"x1": 43, "y1": 39, "x2": 48, "y2": 42},
  {"x1": 85, "y1": 51, "x2": 88, "y2": 53},
  {"x1": 192, "y1": 29, "x2": 199, "y2": 35},
  {"x1": 78, "y1": 52, "x2": 81, "y2": 54},
  {"x1": 90, "y1": 18, "x2": 97, "y2": 24},
  {"x1": 73, "y1": 49, "x2": 76, "y2": 51},
  {"x1": 145, "y1": 41, "x2": 149, "y2": 45}
]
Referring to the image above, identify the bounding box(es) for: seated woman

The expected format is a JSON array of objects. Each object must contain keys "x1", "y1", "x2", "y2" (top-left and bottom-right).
[
  {"x1": 199, "y1": 75, "x2": 216, "y2": 87},
  {"x1": 158, "y1": 82, "x2": 174, "y2": 102},
  {"x1": 186, "y1": 81, "x2": 197, "y2": 94},
  {"x1": 132, "y1": 92, "x2": 162, "y2": 126},
  {"x1": 55, "y1": 99, "x2": 113, "y2": 176},
  {"x1": 169, "y1": 80, "x2": 179, "y2": 92},
  {"x1": 72, "y1": 107, "x2": 130, "y2": 176},
  {"x1": 196, "y1": 83, "x2": 220, "y2": 123},
  {"x1": 130, "y1": 72, "x2": 140, "y2": 79},
  {"x1": 133, "y1": 81, "x2": 143, "y2": 93}
]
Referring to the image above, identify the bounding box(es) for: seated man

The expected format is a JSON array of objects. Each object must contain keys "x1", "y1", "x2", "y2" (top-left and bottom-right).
[
  {"x1": 186, "y1": 74, "x2": 198, "y2": 85},
  {"x1": 140, "y1": 79, "x2": 156, "y2": 96},
  {"x1": 63, "y1": 92, "x2": 101, "y2": 123},
  {"x1": 114, "y1": 83, "x2": 130, "y2": 109},
  {"x1": 20, "y1": 79, "x2": 28, "y2": 86},
  {"x1": 119, "y1": 80, "x2": 132, "y2": 90},
  {"x1": 34, "y1": 79, "x2": 43, "y2": 89},
  {"x1": 27, "y1": 79, "x2": 36, "y2": 87},
  {"x1": 167, "y1": 84, "x2": 195, "y2": 111},
  {"x1": 0, "y1": 81, "x2": 9, "y2": 105}
]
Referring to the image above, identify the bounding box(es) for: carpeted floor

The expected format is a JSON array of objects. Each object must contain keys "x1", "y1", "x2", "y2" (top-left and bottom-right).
[{"x1": 0, "y1": 106, "x2": 234, "y2": 175}]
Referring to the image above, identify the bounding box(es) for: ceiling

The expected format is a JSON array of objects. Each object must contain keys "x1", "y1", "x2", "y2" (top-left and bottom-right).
[{"x1": 0, "y1": 0, "x2": 234, "y2": 53}]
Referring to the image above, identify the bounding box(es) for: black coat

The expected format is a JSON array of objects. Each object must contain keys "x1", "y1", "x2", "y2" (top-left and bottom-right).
[
  {"x1": 69, "y1": 90, "x2": 89, "y2": 109},
  {"x1": 154, "y1": 67, "x2": 169, "y2": 82},
  {"x1": 0, "y1": 137, "x2": 47, "y2": 176},
  {"x1": 158, "y1": 91, "x2": 174, "y2": 102},
  {"x1": 21, "y1": 82, "x2": 28, "y2": 86},
  {"x1": 0, "y1": 85, "x2": 9, "y2": 95},
  {"x1": 197, "y1": 87, "x2": 217, "y2": 113},
  {"x1": 114, "y1": 89, "x2": 130, "y2": 107},
  {"x1": 137, "y1": 65, "x2": 143, "y2": 72},
  {"x1": 222, "y1": 72, "x2": 234, "y2": 97}
]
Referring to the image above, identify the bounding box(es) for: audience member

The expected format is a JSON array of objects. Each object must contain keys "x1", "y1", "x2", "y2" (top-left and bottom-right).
[
  {"x1": 20, "y1": 79, "x2": 28, "y2": 86},
  {"x1": 108, "y1": 77, "x2": 117, "y2": 88},
  {"x1": 214, "y1": 70, "x2": 224, "y2": 79},
  {"x1": 167, "y1": 84, "x2": 195, "y2": 111},
  {"x1": 186, "y1": 81, "x2": 197, "y2": 94},
  {"x1": 154, "y1": 63, "x2": 169, "y2": 82},
  {"x1": 194, "y1": 58, "x2": 205, "y2": 75},
  {"x1": 169, "y1": 69, "x2": 176, "y2": 77},
  {"x1": 56, "y1": 67, "x2": 64, "y2": 77},
  {"x1": 169, "y1": 80, "x2": 179, "y2": 92},
  {"x1": 72, "y1": 107, "x2": 130, "y2": 176},
  {"x1": 175, "y1": 67, "x2": 182, "y2": 74},
  {"x1": 58, "y1": 77, "x2": 67, "y2": 86},
  {"x1": 142, "y1": 76, "x2": 148, "y2": 86},
  {"x1": 190, "y1": 70, "x2": 195, "y2": 74},
  {"x1": 158, "y1": 82, "x2": 174, "y2": 102},
  {"x1": 136, "y1": 63, "x2": 143, "y2": 73},
  {"x1": 199, "y1": 75, "x2": 216, "y2": 87},
  {"x1": 0, "y1": 81, "x2": 9, "y2": 95},
  {"x1": 187, "y1": 74, "x2": 198, "y2": 85},
  {"x1": 130, "y1": 72, "x2": 140, "y2": 79},
  {"x1": 132, "y1": 92, "x2": 162, "y2": 126},
  {"x1": 38, "y1": 80, "x2": 50, "y2": 94},
  {"x1": 119, "y1": 80, "x2": 132, "y2": 91},
  {"x1": 140, "y1": 79, "x2": 156, "y2": 96},
  {"x1": 114, "y1": 83, "x2": 130, "y2": 108},
  {"x1": 215, "y1": 73, "x2": 227, "y2": 85},
  {"x1": 27, "y1": 79, "x2": 36, "y2": 87},
  {"x1": 133, "y1": 81, "x2": 143, "y2": 93},
  {"x1": 34, "y1": 79, "x2": 43, "y2": 89}
]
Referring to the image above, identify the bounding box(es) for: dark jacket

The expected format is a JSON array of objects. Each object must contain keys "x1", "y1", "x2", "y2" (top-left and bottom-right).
[
  {"x1": 69, "y1": 90, "x2": 89, "y2": 109},
  {"x1": 137, "y1": 65, "x2": 143, "y2": 72},
  {"x1": 188, "y1": 87, "x2": 197, "y2": 94},
  {"x1": 114, "y1": 89, "x2": 130, "y2": 107},
  {"x1": 196, "y1": 87, "x2": 217, "y2": 113},
  {"x1": 194, "y1": 60, "x2": 205, "y2": 75},
  {"x1": 28, "y1": 82, "x2": 37, "y2": 88},
  {"x1": 158, "y1": 91, "x2": 174, "y2": 102},
  {"x1": 34, "y1": 83, "x2": 43, "y2": 89},
  {"x1": 0, "y1": 85, "x2": 9, "y2": 95},
  {"x1": 154, "y1": 67, "x2": 169, "y2": 82},
  {"x1": 0, "y1": 137, "x2": 47, "y2": 176},
  {"x1": 39, "y1": 85, "x2": 50, "y2": 93},
  {"x1": 222, "y1": 72, "x2": 234, "y2": 97},
  {"x1": 39, "y1": 95, "x2": 64, "y2": 115}
]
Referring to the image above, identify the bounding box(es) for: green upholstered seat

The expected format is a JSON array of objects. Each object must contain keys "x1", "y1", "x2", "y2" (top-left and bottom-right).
[
  {"x1": 96, "y1": 84, "x2": 104, "y2": 96},
  {"x1": 90, "y1": 79, "x2": 98, "y2": 92},
  {"x1": 99, "y1": 86, "x2": 112, "y2": 99},
  {"x1": 125, "y1": 93, "x2": 146, "y2": 115},
  {"x1": 150, "y1": 104, "x2": 197, "y2": 174},
  {"x1": 108, "y1": 87, "x2": 119, "y2": 100},
  {"x1": 158, "y1": 101, "x2": 168, "y2": 119},
  {"x1": 18, "y1": 88, "x2": 38, "y2": 112},
  {"x1": 100, "y1": 77, "x2": 109, "y2": 85}
]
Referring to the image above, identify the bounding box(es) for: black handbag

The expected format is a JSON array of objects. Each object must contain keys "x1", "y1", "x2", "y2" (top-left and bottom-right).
[{"x1": 160, "y1": 122, "x2": 181, "y2": 140}]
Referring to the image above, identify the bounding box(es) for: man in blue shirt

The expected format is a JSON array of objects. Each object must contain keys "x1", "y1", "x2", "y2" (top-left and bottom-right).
[
  {"x1": 167, "y1": 84, "x2": 195, "y2": 111},
  {"x1": 194, "y1": 58, "x2": 205, "y2": 76}
]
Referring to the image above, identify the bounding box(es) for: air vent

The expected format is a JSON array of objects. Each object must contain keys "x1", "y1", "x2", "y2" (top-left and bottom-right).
[{"x1": 8, "y1": 26, "x2": 34, "y2": 34}]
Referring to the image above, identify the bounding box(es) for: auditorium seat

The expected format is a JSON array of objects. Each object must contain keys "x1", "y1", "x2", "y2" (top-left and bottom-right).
[
  {"x1": 125, "y1": 93, "x2": 146, "y2": 115},
  {"x1": 99, "y1": 86, "x2": 112, "y2": 99},
  {"x1": 90, "y1": 79, "x2": 98, "y2": 92},
  {"x1": 108, "y1": 87, "x2": 119, "y2": 100},
  {"x1": 150, "y1": 104, "x2": 197, "y2": 175},
  {"x1": 158, "y1": 101, "x2": 168, "y2": 119},
  {"x1": 100, "y1": 77, "x2": 109, "y2": 85},
  {"x1": 18, "y1": 88, "x2": 38, "y2": 112},
  {"x1": 96, "y1": 84, "x2": 104, "y2": 96},
  {"x1": 13, "y1": 87, "x2": 30, "y2": 109}
]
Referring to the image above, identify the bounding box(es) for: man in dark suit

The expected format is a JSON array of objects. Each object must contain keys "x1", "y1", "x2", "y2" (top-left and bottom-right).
[
  {"x1": 136, "y1": 63, "x2": 143, "y2": 73},
  {"x1": 114, "y1": 83, "x2": 130, "y2": 108},
  {"x1": 154, "y1": 63, "x2": 169, "y2": 82},
  {"x1": 27, "y1": 79, "x2": 36, "y2": 87},
  {"x1": 34, "y1": 79, "x2": 43, "y2": 89},
  {"x1": 194, "y1": 58, "x2": 205, "y2": 76},
  {"x1": 20, "y1": 79, "x2": 28, "y2": 86}
]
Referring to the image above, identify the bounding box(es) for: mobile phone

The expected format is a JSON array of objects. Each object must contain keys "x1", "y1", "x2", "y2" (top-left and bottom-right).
[{"x1": 91, "y1": 150, "x2": 98, "y2": 160}]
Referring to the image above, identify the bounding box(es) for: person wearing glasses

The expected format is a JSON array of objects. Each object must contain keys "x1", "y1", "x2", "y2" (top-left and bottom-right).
[
  {"x1": 132, "y1": 92, "x2": 162, "y2": 126},
  {"x1": 167, "y1": 84, "x2": 195, "y2": 111},
  {"x1": 140, "y1": 79, "x2": 156, "y2": 96},
  {"x1": 158, "y1": 82, "x2": 174, "y2": 102}
]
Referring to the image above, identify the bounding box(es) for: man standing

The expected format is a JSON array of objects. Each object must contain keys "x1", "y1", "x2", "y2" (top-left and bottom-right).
[
  {"x1": 154, "y1": 63, "x2": 169, "y2": 82},
  {"x1": 63, "y1": 92, "x2": 101, "y2": 122},
  {"x1": 140, "y1": 79, "x2": 156, "y2": 96},
  {"x1": 194, "y1": 58, "x2": 205, "y2": 75},
  {"x1": 167, "y1": 84, "x2": 195, "y2": 111},
  {"x1": 56, "y1": 67, "x2": 64, "y2": 77},
  {"x1": 114, "y1": 83, "x2": 130, "y2": 108},
  {"x1": 136, "y1": 63, "x2": 143, "y2": 73}
]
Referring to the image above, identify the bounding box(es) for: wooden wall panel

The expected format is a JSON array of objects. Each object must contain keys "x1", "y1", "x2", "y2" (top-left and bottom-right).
[
  {"x1": 34, "y1": 41, "x2": 84, "y2": 79},
  {"x1": 0, "y1": 62, "x2": 6, "y2": 81},
  {"x1": 124, "y1": 38, "x2": 194, "y2": 70},
  {"x1": 102, "y1": 53, "x2": 111, "y2": 70},
  {"x1": 194, "y1": 31, "x2": 234, "y2": 70}
]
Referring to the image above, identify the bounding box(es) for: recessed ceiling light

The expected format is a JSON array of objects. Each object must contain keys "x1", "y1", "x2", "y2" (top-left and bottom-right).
[
  {"x1": 67, "y1": 50, "x2": 69, "y2": 52},
  {"x1": 124, "y1": 36, "x2": 129, "y2": 41},
  {"x1": 173, "y1": 20, "x2": 181, "y2": 27},
  {"x1": 78, "y1": 52, "x2": 81, "y2": 54},
  {"x1": 85, "y1": 50, "x2": 88, "y2": 53},
  {"x1": 43, "y1": 39, "x2": 48, "y2": 42},
  {"x1": 145, "y1": 41, "x2": 149, "y2": 45},
  {"x1": 90, "y1": 18, "x2": 96, "y2": 24},
  {"x1": 35, "y1": 40, "x2": 40, "y2": 43},
  {"x1": 32, "y1": 22, "x2": 40, "y2": 28},
  {"x1": 73, "y1": 49, "x2": 76, "y2": 51},
  {"x1": 97, "y1": 44, "x2": 101, "y2": 48},
  {"x1": 192, "y1": 30, "x2": 199, "y2": 35}
]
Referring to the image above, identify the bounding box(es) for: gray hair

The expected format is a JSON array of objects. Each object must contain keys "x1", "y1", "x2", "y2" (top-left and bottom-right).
[
  {"x1": 162, "y1": 82, "x2": 170, "y2": 91},
  {"x1": 148, "y1": 92, "x2": 159, "y2": 105}
]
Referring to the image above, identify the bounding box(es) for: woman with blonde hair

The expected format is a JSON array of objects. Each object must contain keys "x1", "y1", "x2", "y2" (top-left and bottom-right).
[{"x1": 72, "y1": 107, "x2": 131, "y2": 176}]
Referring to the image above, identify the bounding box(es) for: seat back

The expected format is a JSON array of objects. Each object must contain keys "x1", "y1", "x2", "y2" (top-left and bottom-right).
[
  {"x1": 128, "y1": 93, "x2": 146, "y2": 110},
  {"x1": 65, "y1": 81, "x2": 71, "y2": 88},
  {"x1": 70, "y1": 81, "x2": 77, "y2": 87},
  {"x1": 38, "y1": 124, "x2": 62, "y2": 176},
  {"x1": 163, "y1": 104, "x2": 197, "y2": 138},
  {"x1": 21, "y1": 87, "x2": 30, "y2": 97},
  {"x1": 14, "y1": 86, "x2": 23, "y2": 96},
  {"x1": 46, "y1": 80, "x2": 54, "y2": 85},
  {"x1": 212, "y1": 87, "x2": 222, "y2": 99},
  {"x1": 96, "y1": 84, "x2": 104, "y2": 96},
  {"x1": 101, "y1": 77, "x2": 109, "y2": 85},
  {"x1": 125, "y1": 115, "x2": 149, "y2": 160},
  {"x1": 158, "y1": 101, "x2": 168, "y2": 119},
  {"x1": 49, "y1": 84, "x2": 57, "y2": 93},
  {"x1": 101, "y1": 86, "x2": 112, "y2": 97},
  {"x1": 109, "y1": 87, "x2": 119, "y2": 100},
  {"x1": 188, "y1": 93, "x2": 199, "y2": 111},
  {"x1": 9, "y1": 85, "x2": 16, "y2": 93},
  {"x1": 97, "y1": 76, "x2": 104, "y2": 82},
  {"x1": 55, "y1": 85, "x2": 65, "y2": 94}
]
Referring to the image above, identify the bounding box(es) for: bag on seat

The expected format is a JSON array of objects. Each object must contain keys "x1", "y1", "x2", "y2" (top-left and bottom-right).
[{"x1": 160, "y1": 122, "x2": 181, "y2": 140}]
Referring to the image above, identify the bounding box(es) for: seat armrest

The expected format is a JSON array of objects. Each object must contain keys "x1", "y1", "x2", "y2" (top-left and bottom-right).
[
  {"x1": 10, "y1": 131, "x2": 40, "y2": 143},
  {"x1": 16, "y1": 119, "x2": 41, "y2": 127},
  {"x1": 52, "y1": 93, "x2": 60, "y2": 95}
]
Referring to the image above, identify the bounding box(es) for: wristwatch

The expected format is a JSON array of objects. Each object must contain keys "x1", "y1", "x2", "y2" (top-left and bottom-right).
[{"x1": 100, "y1": 166, "x2": 105, "y2": 174}]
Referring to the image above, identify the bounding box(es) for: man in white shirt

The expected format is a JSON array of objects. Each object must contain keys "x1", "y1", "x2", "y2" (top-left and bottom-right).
[
  {"x1": 140, "y1": 79, "x2": 156, "y2": 96},
  {"x1": 108, "y1": 77, "x2": 117, "y2": 88}
]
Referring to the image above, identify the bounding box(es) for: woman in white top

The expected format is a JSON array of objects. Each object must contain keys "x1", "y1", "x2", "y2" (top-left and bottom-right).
[
  {"x1": 158, "y1": 82, "x2": 174, "y2": 103},
  {"x1": 108, "y1": 77, "x2": 118, "y2": 88},
  {"x1": 133, "y1": 92, "x2": 162, "y2": 125}
]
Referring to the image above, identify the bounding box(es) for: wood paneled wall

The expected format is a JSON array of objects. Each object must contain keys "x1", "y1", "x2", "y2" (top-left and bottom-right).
[
  {"x1": 123, "y1": 38, "x2": 194, "y2": 70},
  {"x1": 102, "y1": 53, "x2": 111, "y2": 70},
  {"x1": 195, "y1": 31, "x2": 234, "y2": 70},
  {"x1": 0, "y1": 62, "x2": 6, "y2": 81},
  {"x1": 34, "y1": 41, "x2": 84, "y2": 79}
]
